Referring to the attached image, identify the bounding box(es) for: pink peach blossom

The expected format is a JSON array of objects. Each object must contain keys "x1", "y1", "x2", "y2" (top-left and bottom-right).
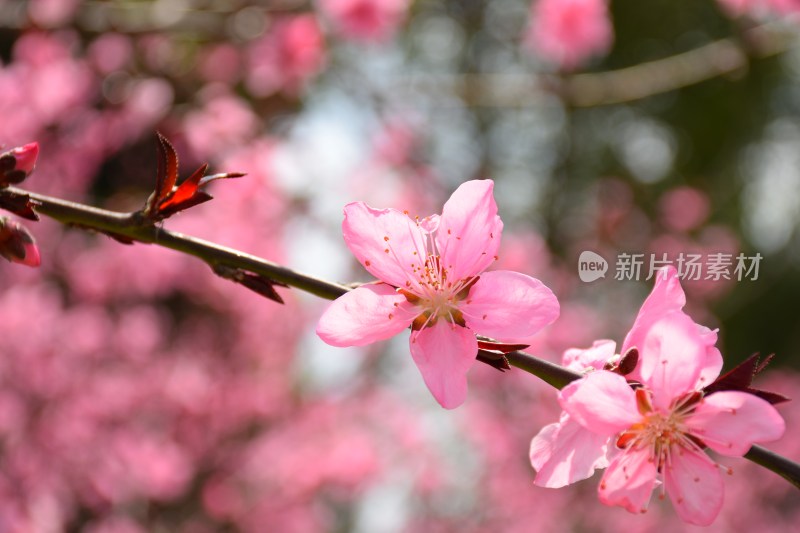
[
  {"x1": 245, "y1": 15, "x2": 326, "y2": 97},
  {"x1": 318, "y1": 0, "x2": 411, "y2": 43},
  {"x1": 28, "y1": 0, "x2": 80, "y2": 27},
  {"x1": 529, "y1": 409, "x2": 611, "y2": 488},
  {"x1": 768, "y1": 0, "x2": 800, "y2": 14},
  {"x1": 530, "y1": 339, "x2": 615, "y2": 488},
  {"x1": 622, "y1": 266, "x2": 723, "y2": 388},
  {"x1": 717, "y1": 0, "x2": 800, "y2": 16},
  {"x1": 531, "y1": 268, "x2": 708, "y2": 488},
  {"x1": 525, "y1": 0, "x2": 614, "y2": 70},
  {"x1": 559, "y1": 313, "x2": 785, "y2": 526},
  {"x1": 530, "y1": 267, "x2": 753, "y2": 495},
  {"x1": 716, "y1": 0, "x2": 758, "y2": 15},
  {"x1": 658, "y1": 186, "x2": 711, "y2": 233},
  {"x1": 317, "y1": 180, "x2": 559, "y2": 408},
  {"x1": 87, "y1": 33, "x2": 133, "y2": 74}
]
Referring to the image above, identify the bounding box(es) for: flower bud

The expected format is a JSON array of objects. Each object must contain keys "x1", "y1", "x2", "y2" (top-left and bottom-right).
[
  {"x1": 0, "y1": 217, "x2": 41, "y2": 267},
  {"x1": 0, "y1": 142, "x2": 40, "y2": 185}
]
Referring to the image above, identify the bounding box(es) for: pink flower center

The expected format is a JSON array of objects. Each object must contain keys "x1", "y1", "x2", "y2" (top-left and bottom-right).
[
  {"x1": 616, "y1": 389, "x2": 704, "y2": 472},
  {"x1": 383, "y1": 225, "x2": 476, "y2": 331}
]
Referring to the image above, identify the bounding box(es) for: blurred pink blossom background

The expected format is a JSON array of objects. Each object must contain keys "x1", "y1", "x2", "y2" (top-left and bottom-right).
[{"x1": 0, "y1": 0, "x2": 798, "y2": 531}]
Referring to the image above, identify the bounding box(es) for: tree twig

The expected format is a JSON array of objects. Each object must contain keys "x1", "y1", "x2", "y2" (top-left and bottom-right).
[
  {"x1": 2, "y1": 186, "x2": 349, "y2": 301},
  {"x1": 1, "y1": 184, "x2": 798, "y2": 490},
  {"x1": 403, "y1": 22, "x2": 799, "y2": 108}
]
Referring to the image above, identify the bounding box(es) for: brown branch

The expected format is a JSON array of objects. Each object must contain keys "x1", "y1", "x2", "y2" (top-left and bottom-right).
[
  {"x1": 558, "y1": 22, "x2": 795, "y2": 107},
  {"x1": 402, "y1": 22, "x2": 798, "y2": 108},
  {"x1": 1, "y1": 186, "x2": 349, "y2": 301},
  {"x1": 1, "y1": 184, "x2": 798, "y2": 490}
]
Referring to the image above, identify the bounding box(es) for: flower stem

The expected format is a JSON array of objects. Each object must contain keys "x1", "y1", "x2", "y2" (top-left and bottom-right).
[
  {"x1": 505, "y1": 350, "x2": 581, "y2": 390},
  {"x1": 1, "y1": 185, "x2": 798, "y2": 490},
  {"x1": 745, "y1": 444, "x2": 800, "y2": 490}
]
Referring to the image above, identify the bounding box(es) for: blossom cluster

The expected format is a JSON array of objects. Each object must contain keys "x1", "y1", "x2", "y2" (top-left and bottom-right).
[
  {"x1": 0, "y1": 0, "x2": 798, "y2": 529},
  {"x1": 317, "y1": 181, "x2": 788, "y2": 526},
  {"x1": 4, "y1": 128, "x2": 789, "y2": 527},
  {"x1": 317, "y1": 180, "x2": 559, "y2": 409},
  {"x1": 531, "y1": 267, "x2": 785, "y2": 525}
]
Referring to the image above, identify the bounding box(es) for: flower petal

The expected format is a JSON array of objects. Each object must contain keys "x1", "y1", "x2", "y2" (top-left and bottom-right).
[
  {"x1": 342, "y1": 202, "x2": 428, "y2": 291},
  {"x1": 562, "y1": 339, "x2": 617, "y2": 372},
  {"x1": 598, "y1": 449, "x2": 657, "y2": 515},
  {"x1": 410, "y1": 321, "x2": 478, "y2": 409},
  {"x1": 10, "y1": 142, "x2": 40, "y2": 175},
  {"x1": 316, "y1": 284, "x2": 417, "y2": 347},
  {"x1": 19, "y1": 239, "x2": 41, "y2": 267},
  {"x1": 623, "y1": 267, "x2": 722, "y2": 386},
  {"x1": 622, "y1": 266, "x2": 685, "y2": 354},
  {"x1": 459, "y1": 270, "x2": 559, "y2": 340},
  {"x1": 637, "y1": 313, "x2": 705, "y2": 410},
  {"x1": 437, "y1": 180, "x2": 503, "y2": 281},
  {"x1": 418, "y1": 214, "x2": 439, "y2": 233},
  {"x1": 529, "y1": 421, "x2": 559, "y2": 471},
  {"x1": 696, "y1": 326, "x2": 724, "y2": 388},
  {"x1": 664, "y1": 447, "x2": 723, "y2": 526},
  {"x1": 685, "y1": 391, "x2": 786, "y2": 456},
  {"x1": 559, "y1": 371, "x2": 640, "y2": 435},
  {"x1": 530, "y1": 413, "x2": 609, "y2": 488}
]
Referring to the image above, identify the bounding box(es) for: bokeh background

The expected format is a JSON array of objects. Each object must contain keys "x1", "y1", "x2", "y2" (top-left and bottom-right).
[{"x1": 1, "y1": 0, "x2": 799, "y2": 531}]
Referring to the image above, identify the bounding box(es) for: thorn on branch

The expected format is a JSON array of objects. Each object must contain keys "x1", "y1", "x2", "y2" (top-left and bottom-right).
[{"x1": 212, "y1": 264, "x2": 288, "y2": 304}]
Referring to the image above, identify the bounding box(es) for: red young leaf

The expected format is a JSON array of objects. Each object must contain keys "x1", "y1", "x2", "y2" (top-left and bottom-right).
[
  {"x1": 703, "y1": 353, "x2": 790, "y2": 405},
  {"x1": 157, "y1": 191, "x2": 214, "y2": 219},
  {"x1": 158, "y1": 170, "x2": 243, "y2": 217},
  {"x1": 155, "y1": 132, "x2": 179, "y2": 204},
  {"x1": 212, "y1": 264, "x2": 288, "y2": 305},
  {"x1": 476, "y1": 340, "x2": 530, "y2": 353},
  {"x1": 750, "y1": 390, "x2": 792, "y2": 405},
  {"x1": 0, "y1": 191, "x2": 39, "y2": 221},
  {"x1": 754, "y1": 353, "x2": 775, "y2": 375},
  {"x1": 158, "y1": 164, "x2": 208, "y2": 211},
  {"x1": 235, "y1": 272, "x2": 287, "y2": 304},
  {"x1": 711, "y1": 353, "x2": 769, "y2": 391},
  {"x1": 144, "y1": 133, "x2": 245, "y2": 221}
]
